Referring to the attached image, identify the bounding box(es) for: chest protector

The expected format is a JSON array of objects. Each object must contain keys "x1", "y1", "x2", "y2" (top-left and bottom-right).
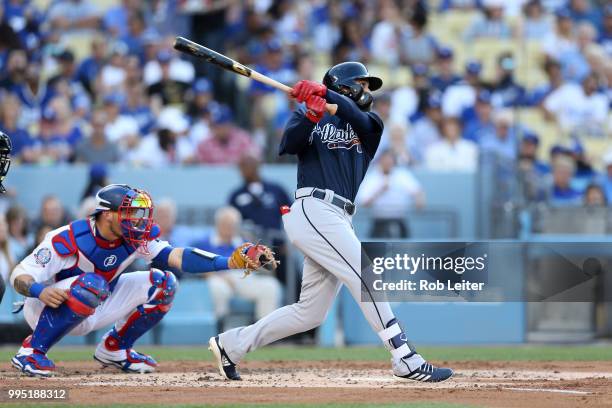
[{"x1": 51, "y1": 219, "x2": 138, "y2": 285}]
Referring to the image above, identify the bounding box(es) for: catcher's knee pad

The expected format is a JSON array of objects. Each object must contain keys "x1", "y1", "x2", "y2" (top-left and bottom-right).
[
  {"x1": 146, "y1": 269, "x2": 178, "y2": 308},
  {"x1": 31, "y1": 274, "x2": 110, "y2": 354},
  {"x1": 68, "y1": 273, "x2": 111, "y2": 316}
]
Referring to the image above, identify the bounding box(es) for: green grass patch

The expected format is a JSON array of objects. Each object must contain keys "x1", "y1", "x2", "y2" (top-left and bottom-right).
[
  {"x1": 0, "y1": 404, "x2": 477, "y2": 408},
  {"x1": 1, "y1": 344, "x2": 612, "y2": 363}
]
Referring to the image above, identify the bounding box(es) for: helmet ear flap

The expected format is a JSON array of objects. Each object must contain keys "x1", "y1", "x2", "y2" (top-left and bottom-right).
[{"x1": 356, "y1": 92, "x2": 374, "y2": 111}]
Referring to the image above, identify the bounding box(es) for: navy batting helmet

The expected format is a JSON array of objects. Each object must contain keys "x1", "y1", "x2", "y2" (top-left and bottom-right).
[
  {"x1": 323, "y1": 62, "x2": 383, "y2": 111},
  {"x1": 0, "y1": 131, "x2": 12, "y2": 194}
]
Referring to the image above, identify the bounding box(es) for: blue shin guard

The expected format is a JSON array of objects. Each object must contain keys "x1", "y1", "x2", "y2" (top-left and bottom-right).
[
  {"x1": 30, "y1": 274, "x2": 110, "y2": 353},
  {"x1": 104, "y1": 269, "x2": 177, "y2": 351}
]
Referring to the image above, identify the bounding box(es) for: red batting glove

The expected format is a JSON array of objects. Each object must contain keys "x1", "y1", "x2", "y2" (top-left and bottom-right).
[
  {"x1": 304, "y1": 95, "x2": 326, "y2": 123},
  {"x1": 291, "y1": 80, "x2": 327, "y2": 103}
]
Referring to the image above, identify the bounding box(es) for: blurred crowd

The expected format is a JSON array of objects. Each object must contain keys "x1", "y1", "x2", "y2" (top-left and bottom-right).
[{"x1": 0, "y1": 0, "x2": 610, "y2": 200}]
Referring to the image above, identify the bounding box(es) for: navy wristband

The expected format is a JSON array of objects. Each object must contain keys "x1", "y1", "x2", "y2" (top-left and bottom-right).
[{"x1": 29, "y1": 282, "x2": 45, "y2": 298}]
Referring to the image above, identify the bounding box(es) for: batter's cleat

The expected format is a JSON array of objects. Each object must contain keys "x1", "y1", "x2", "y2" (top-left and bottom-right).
[
  {"x1": 208, "y1": 336, "x2": 241, "y2": 381},
  {"x1": 11, "y1": 335, "x2": 56, "y2": 377},
  {"x1": 94, "y1": 338, "x2": 157, "y2": 373},
  {"x1": 396, "y1": 361, "x2": 454, "y2": 383}
]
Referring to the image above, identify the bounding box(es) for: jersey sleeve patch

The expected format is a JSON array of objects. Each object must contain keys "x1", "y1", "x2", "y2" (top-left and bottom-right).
[{"x1": 51, "y1": 230, "x2": 77, "y2": 257}]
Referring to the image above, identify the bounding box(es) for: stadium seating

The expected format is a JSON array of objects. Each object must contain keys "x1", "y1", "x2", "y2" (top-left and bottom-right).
[
  {"x1": 159, "y1": 278, "x2": 217, "y2": 345},
  {"x1": 0, "y1": 290, "x2": 18, "y2": 324},
  {"x1": 339, "y1": 288, "x2": 526, "y2": 345}
]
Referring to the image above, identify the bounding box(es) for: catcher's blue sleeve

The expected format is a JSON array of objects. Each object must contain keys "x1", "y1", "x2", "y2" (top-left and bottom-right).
[{"x1": 151, "y1": 247, "x2": 229, "y2": 273}]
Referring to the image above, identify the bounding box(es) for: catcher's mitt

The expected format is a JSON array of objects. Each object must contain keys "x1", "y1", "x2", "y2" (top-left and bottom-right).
[{"x1": 229, "y1": 242, "x2": 278, "y2": 277}]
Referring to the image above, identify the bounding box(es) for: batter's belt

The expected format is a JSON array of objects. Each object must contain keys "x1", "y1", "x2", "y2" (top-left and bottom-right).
[{"x1": 295, "y1": 187, "x2": 356, "y2": 216}]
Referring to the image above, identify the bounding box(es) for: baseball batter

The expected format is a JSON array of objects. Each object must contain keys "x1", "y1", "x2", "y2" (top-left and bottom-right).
[
  {"x1": 210, "y1": 62, "x2": 453, "y2": 382},
  {"x1": 9, "y1": 184, "x2": 275, "y2": 377}
]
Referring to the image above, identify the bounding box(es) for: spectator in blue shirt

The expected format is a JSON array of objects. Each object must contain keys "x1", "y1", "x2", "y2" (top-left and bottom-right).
[
  {"x1": 120, "y1": 11, "x2": 149, "y2": 60},
  {"x1": 0, "y1": 94, "x2": 39, "y2": 163},
  {"x1": 480, "y1": 109, "x2": 519, "y2": 162},
  {"x1": 76, "y1": 37, "x2": 108, "y2": 96},
  {"x1": 228, "y1": 153, "x2": 291, "y2": 233},
  {"x1": 491, "y1": 52, "x2": 526, "y2": 107},
  {"x1": 464, "y1": 0, "x2": 513, "y2": 40},
  {"x1": 400, "y1": 6, "x2": 439, "y2": 66},
  {"x1": 550, "y1": 155, "x2": 582, "y2": 206},
  {"x1": 186, "y1": 78, "x2": 214, "y2": 121},
  {"x1": 520, "y1": 0, "x2": 554, "y2": 39},
  {"x1": 430, "y1": 47, "x2": 461, "y2": 93},
  {"x1": 527, "y1": 58, "x2": 564, "y2": 106},
  {"x1": 123, "y1": 83, "x2": 155, "y2": 135},
  {"x1": 103, "y1": 0, "x2": 140, "y2": 38},
  {"x1": 0, "y1": 49, "x2": 27, "y2": 92},
  {"x1": 599, "y1": 150, "x2": 612, "y2": 203},
  {"x1": 519, "y1": 131, "x2": 549, "y2": 175},
  {"x1": 462, "y1": 90, "x2": 495, "y2": 143},
  {"x1": 559, "y1": 22, "x2": 597, "y2": 82},
  {"x1": 598, "y1": 5, "x2": 612, "y2": 55},
  {"x1": 249, "y1": 40, "x2": 296, "y2": 96},
  {"x1": 568, "y1": 0, "x2": 602, "y2": 31}
]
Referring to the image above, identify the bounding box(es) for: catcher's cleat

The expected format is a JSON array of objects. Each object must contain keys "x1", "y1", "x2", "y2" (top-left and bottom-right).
[
  {"x1": 395, "y1": 361, "x2": 454, "y2": 383},
  {"x1": 209, "y1": 336, "x2": 241, "y2": 381},
  {"x1": 12, "y1": 336, "x2": 56, "y2": 377},
  {"x1": 94, "y1": 337, "x2": 157, "y2": 373}
]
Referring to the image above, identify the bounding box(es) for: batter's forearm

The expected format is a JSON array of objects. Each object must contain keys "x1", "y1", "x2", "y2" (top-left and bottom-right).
[{"x1": 325, "y1": 90, "x2": 374, "y2": 134}]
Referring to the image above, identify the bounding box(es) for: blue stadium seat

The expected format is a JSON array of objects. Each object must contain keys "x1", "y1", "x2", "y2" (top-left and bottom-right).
[
  {"x1": 228, "y1": 297, "x2": 255, "y2": 314},
  {"x1": 159, "y1": 278, "x2": 217, "y2": 345},
  {"x1": 340, "y1": 288, "x2": 525, "y2": 345},
  {"x1": 0, "y1": 289, "x2": 17, "y2": 324},
  {"x1": 317, "y1": 296, "x2": 339, "y2": 347}
]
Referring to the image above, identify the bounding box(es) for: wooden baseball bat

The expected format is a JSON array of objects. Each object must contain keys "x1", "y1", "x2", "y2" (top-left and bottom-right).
[{"x1": 173, "y1": 36, "x2": 337, "y2": 115}]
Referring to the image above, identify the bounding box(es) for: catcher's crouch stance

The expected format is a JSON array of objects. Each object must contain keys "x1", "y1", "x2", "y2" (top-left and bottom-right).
[
  {"x1": 9, "y1": 184, "x2": 276, "y2": 377},
  {"x1": 210, "y1": 62, "x2": 453, "y2": 383}
]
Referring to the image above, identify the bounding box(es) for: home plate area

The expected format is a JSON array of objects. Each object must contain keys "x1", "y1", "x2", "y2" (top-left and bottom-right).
[{"x1": 1, "y1": 360, "x2": 612, "y2": 407}]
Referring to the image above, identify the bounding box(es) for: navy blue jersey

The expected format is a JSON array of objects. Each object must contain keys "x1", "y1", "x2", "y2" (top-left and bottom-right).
[{"x1": 279, "y1": 90, "x2": 383, "y2": 202}]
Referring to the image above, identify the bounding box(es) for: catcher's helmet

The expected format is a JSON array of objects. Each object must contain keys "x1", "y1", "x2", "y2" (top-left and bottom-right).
[
  {"x1": 93, "y1": 184, "x2": 134, "y2": 214},
  {"x1": 93, "y1": 184, "x2": 155, "y2": 251},
  {"x1": 323, "y1": 62, "x2": 383, "y2": 111},
  {"x1": 0, "y1": 131, "x2": 11, "y2": 194}
]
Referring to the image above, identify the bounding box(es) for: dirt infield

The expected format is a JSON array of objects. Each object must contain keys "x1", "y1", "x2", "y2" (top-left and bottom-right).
[{"x1": 1, "y1": 360, "x2": 612, "y2": 407}]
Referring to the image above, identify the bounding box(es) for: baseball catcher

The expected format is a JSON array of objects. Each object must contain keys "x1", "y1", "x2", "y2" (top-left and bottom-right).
[{"x1": 10, "y1": 184, "x2": 276, "y2": 377}]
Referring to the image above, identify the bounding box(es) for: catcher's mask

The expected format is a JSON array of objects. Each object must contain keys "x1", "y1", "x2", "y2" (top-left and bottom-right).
[
  {"x1": 0, "y1": 131, "x2": 12, "y2": 194},
  {"x1": 118, "y1": 189, "x2": 154, "y2": 253},
  {"x1": 93, "y1": 184, "x2": 154, "y2": 252}
]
